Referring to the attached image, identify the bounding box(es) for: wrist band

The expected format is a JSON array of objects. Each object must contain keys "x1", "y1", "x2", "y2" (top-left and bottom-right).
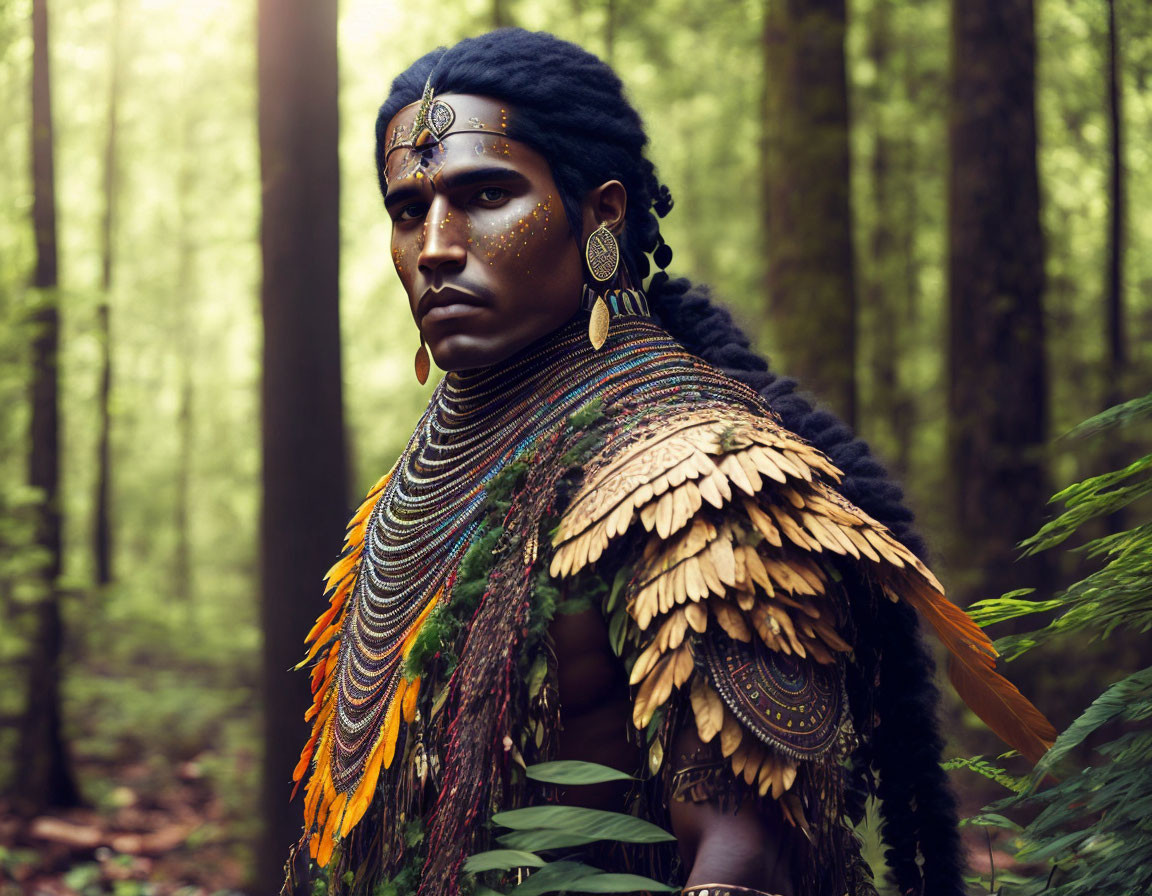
[{"x1": 681, "y1": 886, "x2": 783, "y2": 896}]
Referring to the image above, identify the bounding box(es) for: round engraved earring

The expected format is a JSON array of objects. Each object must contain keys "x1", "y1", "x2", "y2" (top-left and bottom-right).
[
  {"x1": 584, "y1": 223, "x2": 620, "y2": 351},
  {"x1": 414, "y1": 333, "x2": 430, "y2": 385}
]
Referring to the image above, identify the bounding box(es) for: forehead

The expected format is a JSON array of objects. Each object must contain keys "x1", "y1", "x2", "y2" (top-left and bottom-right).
[
  {"x1": 385, "y1": 93, "x2": 510, "y2": 147},
  {"x1": 383, "y1": 94, "x2": 551, "y2": 188}
]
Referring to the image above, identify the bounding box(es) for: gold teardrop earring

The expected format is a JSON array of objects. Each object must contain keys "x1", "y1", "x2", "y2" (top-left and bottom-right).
[
  {"x1": 584, "y1": 223, "x2": 620, "y2": 351},
  {"x1": 414, "y1": 333, "x2": 430, "y2": 385}
]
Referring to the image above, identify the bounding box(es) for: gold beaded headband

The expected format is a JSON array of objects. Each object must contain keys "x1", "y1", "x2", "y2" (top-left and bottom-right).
[{"x1": 383, "y1": 77, "x2": 511, "y2": 174}]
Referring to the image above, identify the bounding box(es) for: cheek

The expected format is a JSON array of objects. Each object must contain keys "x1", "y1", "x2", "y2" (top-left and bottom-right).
[
  {"x1": 472, "y1": 195, "x2": 556, "y2": 272},
  {"x1": 391, "y1": 241, "x2": 408, "y2": 277},
  {"x1": 391, "y1": 232, "x2": 425, "y2": 300}
]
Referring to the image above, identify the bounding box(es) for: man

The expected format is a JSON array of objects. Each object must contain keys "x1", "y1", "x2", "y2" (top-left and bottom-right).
[{"x1": 289, "y1": 29, "x2": 1053, "y2": 896}]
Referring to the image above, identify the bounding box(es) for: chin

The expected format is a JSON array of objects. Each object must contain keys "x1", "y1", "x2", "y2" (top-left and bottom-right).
[{"x1": 430, "y1": 336, "x2": 519, "y2": 373}]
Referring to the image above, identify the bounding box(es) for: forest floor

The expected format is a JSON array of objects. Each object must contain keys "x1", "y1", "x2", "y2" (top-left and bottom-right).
[
  {"x1": 1, "y1": 753, "x2": 1033, "y2": 896},
  {"x1": 0, "y1": 752, "x2": 251, "y2": 896}
]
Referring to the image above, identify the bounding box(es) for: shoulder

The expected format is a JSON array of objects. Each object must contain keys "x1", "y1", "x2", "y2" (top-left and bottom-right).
[
  {"x1": 550, "y1": 400, "x2": 934, "y2": 594},
  {"x1": 547, "y1": 397, "x2": 1054, "y2": 783},
  {"x1": 546, "y1": 401, "x2": 944, "y2": 799}
]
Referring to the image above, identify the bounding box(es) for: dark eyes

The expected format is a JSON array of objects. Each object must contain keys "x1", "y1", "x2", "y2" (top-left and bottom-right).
[
  {"x1": 474, "y1": 187, "x2": 508, "y2": 205},
  {"x1": 396, "y1": 202, "x2": 427, "y2": 222},
  {"x1": 393, "y1": 187, "x2": 510, "y2": 223}
]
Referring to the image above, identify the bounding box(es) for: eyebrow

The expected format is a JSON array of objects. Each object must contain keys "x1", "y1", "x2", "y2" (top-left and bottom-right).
[{"x1": 383, "y1": 165, "x2": 527, "y2": 210}]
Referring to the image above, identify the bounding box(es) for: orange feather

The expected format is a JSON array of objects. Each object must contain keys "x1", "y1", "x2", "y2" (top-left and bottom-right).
[
  {"x1": 340, "y1": 733, "x2": 386, "y2": 838},
  {"x1": 400, "y1": 590, "x2": 442, "y2": 659},
  {"x1": 323, "y1": 553, "x2": 359, "y2": 590},
  {"x1": 381, "y1": 680, "x2": 405, "y2": 770},
  {"x1": 402, "y1": 676, "x2": 421, "y2": 722},
  {"x1": 296, "y1": 626, "x2": 338, "y2": 669},
  {"x1": 305, "y1": 602, "x2": 341, "y2": 645},
  {"x1": 901, "y1": 577, "x2": 1056, "y2": 763},
  {"x1": 315, "y1": 790, "x2": 347, "y2": 867}
]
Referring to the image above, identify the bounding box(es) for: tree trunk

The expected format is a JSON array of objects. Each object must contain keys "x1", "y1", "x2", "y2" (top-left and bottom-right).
[
  {"x1": 256, "y1": 0, "x2": 347, "y2": 889},
  {"x1": 492, "y1": 0, "x2": 510, "y2": 28},
  {"x1": 947, "y1": 0, "x2": 1049, "y2": 606},
  {"x1": 93, "y1": 0, "x2": 123, "y2": 588},
  {"x1": 761, "y1": 0, "x2": 857, "y2": 427},
  {"x1": 1104, "y1": 0, "x2": 1125, "y2": 409},
  {"x1": 860, "y1": 0, "x2": 903, "y2": 473},
  {"x1": 173, "y1": 374, "x2": 193, "y2": 605},
  {"x1": 16, "y1": 0, "x2": 80, "y2": 814},
  {"x1": 94, "y1": 304, "x2": 112, "y2": 586},
  {"x1": 173, "y1": 110, "x2": 195, "y2": 608},
  {"x1": 604, "y1": 0, "x2": 616, "y2": 65}
]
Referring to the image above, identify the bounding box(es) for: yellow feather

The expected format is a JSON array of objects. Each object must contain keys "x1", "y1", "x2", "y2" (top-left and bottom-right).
[
  {"x1": 323, "y1": 552, "x2": 359, "y2": 590},
  {"x1": 712, "y1": 600, "x2": 752, "y2": 642},
  {"x1": 400, "y1": 590, "x2": 442, "y2": 659},
  {"x1": 748, "y1": 445, "x2": 788, "y2": 483},
  {"x1": 690, "y1": 677, "x2": 725, "y2": 743},
  {"x1": 843, "y1": 525, "x2": 881, "y2": 563},
  {"x1": 720, "y1": 710, "x2": 742, "y2": 757},
  {"x1": 402, "y1": 676, "x2": 421, "y2": 722},
  {"x1": 382, "y1": 680, "x2": 405, "y2": 769},
  {"x1": 717, "y1": 452, "x2": 756, "y2": 496},
  {"x1": 315, "y1": 790, "x2": 347, "y2": 867},
  {"x1": 684, "y1": 601, "x2": 708, "y2": 633}
]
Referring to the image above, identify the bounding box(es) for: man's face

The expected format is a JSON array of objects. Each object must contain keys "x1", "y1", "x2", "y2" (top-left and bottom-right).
[{"x1": 383, "y1": 95, "x2": 585, "y2": 373}]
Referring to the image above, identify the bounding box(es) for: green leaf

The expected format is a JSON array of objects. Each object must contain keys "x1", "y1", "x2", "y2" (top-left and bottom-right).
[
  {"x1": 524, "y1": 761, "x2": 635, "y2": 786},
  {"x1": 559, "y1": 873, "x2": 678, "y2": 893},
  {"x1": 960, "y1": 812, "x2": 1024, "y2": 832},
  {"x1": 491, "y1": 805, "x2": 675, "y2": 844},
  {"x1": 507, "y1": 862, "x2": 600, "y2": 895},
  {"x1": 464, "y1": 850, "x2": 546, "y2": 873},
  {"x1": 942, "y1": 756, "x2": 1029, "y2": 793},
  {"x1": 497, "y1": 830, "x2": 604, "y2": 851},
  {"x1": 1032, "y1": 666, "x2": 1152, "y2": 782},
  {"x1": 556, "y1": 596, "x2": 592, "y2": 614},
  {"x1": 526, "y1": 654, "x2": 549, "y2": 700},
  {"x1": 608, "y1": 608, "x2": 628, "y2": 657},
  {"x1": 1064, "y1": 392, "x2": 1152, "y2": 438},
  {"x1": 606, "y1": 567, "x2": 630, "y2": 614}
]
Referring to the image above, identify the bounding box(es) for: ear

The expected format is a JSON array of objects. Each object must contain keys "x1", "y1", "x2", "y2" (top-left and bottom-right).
[{"x1": 580, "y1": 180, "x2": 628, "y2": 244}]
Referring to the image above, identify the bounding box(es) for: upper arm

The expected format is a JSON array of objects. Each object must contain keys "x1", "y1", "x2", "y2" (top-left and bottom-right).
[{"x1": 667, "y1": 723, "x2": 797, "y2": 895}]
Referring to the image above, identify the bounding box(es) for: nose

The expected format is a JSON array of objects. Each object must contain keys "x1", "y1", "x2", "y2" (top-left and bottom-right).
[{"x1": 418, "y1": 196, "x2": 467, "y2": 278}]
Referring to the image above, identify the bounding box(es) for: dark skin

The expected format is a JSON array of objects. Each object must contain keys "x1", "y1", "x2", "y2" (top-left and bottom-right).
[{"x1": 384, "y1": 94, "x2": 794, "y2": 894}]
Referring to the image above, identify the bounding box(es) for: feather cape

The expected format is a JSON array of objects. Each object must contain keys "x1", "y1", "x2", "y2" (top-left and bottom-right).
[{"x1": 289, "y1": 316, "x2": 1055, "y2": 893}]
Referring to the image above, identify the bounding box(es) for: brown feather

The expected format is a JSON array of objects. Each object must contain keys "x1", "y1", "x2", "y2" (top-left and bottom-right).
[
  {"x1": 711, "y1": 600, "x2": 753, "y2": 642},
  {"x1": 690, "y1": 677, "x2": 725, "y2": 743},
  {"x1": 901, "y1": 578, "x2": 1056, "y2": 763}
]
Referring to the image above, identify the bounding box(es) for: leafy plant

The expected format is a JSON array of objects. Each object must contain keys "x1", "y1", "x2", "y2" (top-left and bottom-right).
[
  {"x1": 962, "y1": 393, "x2": 1152, "y2": 895},
  {"x1": 464, "y1": 761, "x2": 677, "y2": 895}
]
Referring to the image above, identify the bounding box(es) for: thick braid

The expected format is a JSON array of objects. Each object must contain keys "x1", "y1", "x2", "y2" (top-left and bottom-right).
[{"x1": 650, "y1": 276, "x2": 965, "y2": 895}]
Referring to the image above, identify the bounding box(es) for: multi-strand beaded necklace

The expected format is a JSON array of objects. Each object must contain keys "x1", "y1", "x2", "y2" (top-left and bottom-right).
[{"x1": 329, "y1": 313, "x2": 759, "y2": 792}]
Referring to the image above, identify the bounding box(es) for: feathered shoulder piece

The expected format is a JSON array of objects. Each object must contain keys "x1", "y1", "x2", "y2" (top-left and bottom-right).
[{"x1": 550, "y1": 406, "x2": 1056, "y2": 802}]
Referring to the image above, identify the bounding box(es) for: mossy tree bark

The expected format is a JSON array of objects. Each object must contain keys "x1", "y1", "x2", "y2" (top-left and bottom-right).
[
  {"x1": 946, "y1": 0, "x2": 1050, "y2": 607},
  {"x1": 761, "y1": 0, "x2": 858, "y2": 427},
  {"x1": 16, "y1": 0, "x2": 81, "y2": 815},
  {"x1": 256, "y1": 0, "x2": 348, "y2": 888}
]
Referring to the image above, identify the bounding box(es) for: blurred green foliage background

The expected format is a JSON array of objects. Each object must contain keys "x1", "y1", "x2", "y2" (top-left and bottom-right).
[{"x1": 0, "y1": 0, "x2": 1149, "y2": 892}]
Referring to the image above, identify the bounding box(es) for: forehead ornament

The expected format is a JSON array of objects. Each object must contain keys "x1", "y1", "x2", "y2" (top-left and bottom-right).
[{"x1": 384, "y1": 79, "x2": 510, "y2": 180}]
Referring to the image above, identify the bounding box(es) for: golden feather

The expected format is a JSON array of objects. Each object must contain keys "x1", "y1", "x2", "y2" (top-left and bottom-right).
[
  {"x1": 690, "y1": 677, "x2": 725, "y2": 743},
  {"x1": 549, "y1": 406, "x2": 1054, "y2": 768}
]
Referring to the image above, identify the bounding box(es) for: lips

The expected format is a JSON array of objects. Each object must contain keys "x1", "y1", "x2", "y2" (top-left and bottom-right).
[{"x1": 417, "y1": 286, "x2": 488, "y2": 326}]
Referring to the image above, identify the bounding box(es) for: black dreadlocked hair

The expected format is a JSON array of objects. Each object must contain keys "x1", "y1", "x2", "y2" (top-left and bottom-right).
[{"x1": 377, "y1": 28, "x2": 964, "y2": 896}]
